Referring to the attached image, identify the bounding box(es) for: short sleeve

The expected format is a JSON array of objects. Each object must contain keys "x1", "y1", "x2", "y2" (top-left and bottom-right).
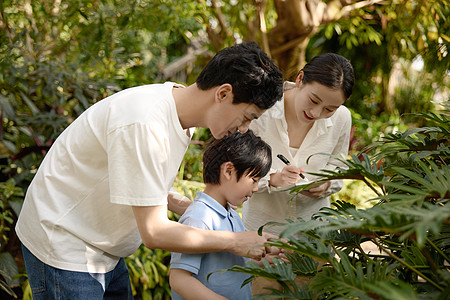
[
  {"x1": 107, "y1": 123, "x2": 169, "y2": 206},
  {"x1": 170, "y1": 217, "x2": 210, "y2": 275}
]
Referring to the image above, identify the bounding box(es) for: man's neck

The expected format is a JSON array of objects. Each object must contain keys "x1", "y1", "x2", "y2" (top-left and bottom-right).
[{"x1": 172, "y1": 83, "x2": 215, "y2": 130}]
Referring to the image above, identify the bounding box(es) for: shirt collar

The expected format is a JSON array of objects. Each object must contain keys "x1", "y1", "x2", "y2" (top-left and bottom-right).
[
  {"x1": 195, "y1": 191, "x2": 230, "y2": 218},
  {"x1": 313, "y1": 115, "x2": 334, "y2": 136}
]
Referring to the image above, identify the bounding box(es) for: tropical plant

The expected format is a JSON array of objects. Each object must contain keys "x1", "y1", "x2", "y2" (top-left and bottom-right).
[
  {"x1": 227, "y1": 102, "x2": 450, "y2": 299},
  {"x1": 126, "y1": 246, "x2": 172, "y2": 300}
]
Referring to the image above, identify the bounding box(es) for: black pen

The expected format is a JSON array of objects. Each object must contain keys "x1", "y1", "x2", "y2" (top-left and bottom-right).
[{"x1": 276, "y1": 154, "x2": 306, "y2": 179}]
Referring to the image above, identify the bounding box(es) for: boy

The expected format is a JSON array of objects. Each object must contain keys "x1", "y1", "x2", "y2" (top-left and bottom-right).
[
  {"x1": 170, "y1": 131, "x2": 271, "y2": 300},
  {"x1": 15, "y1": 42, "x2": 283, "y2": 299}
]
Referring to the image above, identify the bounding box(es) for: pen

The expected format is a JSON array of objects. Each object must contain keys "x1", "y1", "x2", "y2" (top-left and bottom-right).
[{"x1": 276, "y1": 154, "x2": 306, "y2": 179}]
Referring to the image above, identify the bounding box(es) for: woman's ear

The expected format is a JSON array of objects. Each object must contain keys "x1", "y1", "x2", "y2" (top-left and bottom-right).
[
  {"x1": 220, "y1": 161, "x2": 235, "y2": 181},
  {"x1": 295, "y1": 71, "x2": 304, "y2": 88}
]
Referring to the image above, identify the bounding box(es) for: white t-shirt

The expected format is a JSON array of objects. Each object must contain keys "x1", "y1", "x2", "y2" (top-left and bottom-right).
[
  {"x1": 242, "y1": 87, "x2": 351, "y2": 236},
  {"x1": 16, "y1": 82, "x2": 192, "y2": 273}
]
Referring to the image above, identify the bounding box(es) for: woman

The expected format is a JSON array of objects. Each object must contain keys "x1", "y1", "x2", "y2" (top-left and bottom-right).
[{"x1": 242, "y1": 53, "x2": 354, "y2": 236}]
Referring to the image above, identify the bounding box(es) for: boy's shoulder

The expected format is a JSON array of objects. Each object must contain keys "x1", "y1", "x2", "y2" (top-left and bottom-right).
[{"x1": 180, "y1": 192, "x2": 237, "y2": 231}]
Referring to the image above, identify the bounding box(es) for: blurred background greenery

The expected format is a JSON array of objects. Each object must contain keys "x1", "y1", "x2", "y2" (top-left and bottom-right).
[{"x1": 0, "y1": 0, "x2": 448, "y2": 299}]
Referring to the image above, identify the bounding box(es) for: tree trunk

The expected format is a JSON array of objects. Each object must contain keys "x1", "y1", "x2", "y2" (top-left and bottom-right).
[
  {"x1": 268, "y1": 0, "x2": 333, "y2": 78},
  {"x1": 266, "y1": 0, "x2": 385, "y2": 79}
]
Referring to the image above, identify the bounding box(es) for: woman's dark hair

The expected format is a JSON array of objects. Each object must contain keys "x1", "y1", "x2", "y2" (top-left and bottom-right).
[
  {"x1": 196, "y1": 42, "x2": 283, "y2": 110},
  {"x1": 202, "y1": 130, "x2": 272, "y2": 184},
  {"x1": 301, "y1": 53, "x2": 354, "y2": 99}
]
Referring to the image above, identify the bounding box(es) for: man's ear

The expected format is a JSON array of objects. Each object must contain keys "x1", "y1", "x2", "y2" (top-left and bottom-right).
[
  {"x1": 215, "y1": 83, "x2": 233, "y2": 103},
  {"x1": 220, "y1": 161, "x2": 235, "y2": 181}
]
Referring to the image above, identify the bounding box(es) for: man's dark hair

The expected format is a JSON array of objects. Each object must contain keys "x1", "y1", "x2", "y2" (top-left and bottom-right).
[
  {"x1": 301, "y1": 53, "x2": 355, "y2": 100},
  {"x1": 203, "y1": 130, "x2": 272, "y2": 184},
  {"x1": 196, "y1": 42, "x2": 283, "y2": 110}
]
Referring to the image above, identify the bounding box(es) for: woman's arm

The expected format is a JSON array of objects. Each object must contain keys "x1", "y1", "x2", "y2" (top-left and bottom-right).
[{"x1": 169, "y1": 268, "x2": 228, "y2": 300}]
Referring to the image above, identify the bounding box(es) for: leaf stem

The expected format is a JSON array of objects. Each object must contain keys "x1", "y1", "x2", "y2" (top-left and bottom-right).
[
  {"x1": 362, "y1": 177, "x2": 382, "y2": 197},
  {"x1": 426, "y1": 238, "x2": 450, "y2": 264}
]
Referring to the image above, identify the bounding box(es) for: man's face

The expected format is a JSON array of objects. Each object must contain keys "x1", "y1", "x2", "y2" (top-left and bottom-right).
[{"x1": 208, "y1": 101, "x2": 265, "y2": 139}]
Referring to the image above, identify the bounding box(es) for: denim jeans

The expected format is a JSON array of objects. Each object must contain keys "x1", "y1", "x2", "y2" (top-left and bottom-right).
[{"x1": 22, "y1": 244, "x2": 134, "y2": 300}]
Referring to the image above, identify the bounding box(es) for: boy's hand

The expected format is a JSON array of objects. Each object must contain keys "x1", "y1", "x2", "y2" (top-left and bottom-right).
[{"x1": 231, "y1": 231, "x2": 278, "y2": 260}]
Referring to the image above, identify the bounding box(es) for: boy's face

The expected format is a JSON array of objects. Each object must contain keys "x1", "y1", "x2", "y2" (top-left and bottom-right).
[
  {"x1": 207, "y1": 86, "x2": 265, "y2": 139},
  {"x1": 225, "y1": 171, "x2": 260, "y2": 207}
]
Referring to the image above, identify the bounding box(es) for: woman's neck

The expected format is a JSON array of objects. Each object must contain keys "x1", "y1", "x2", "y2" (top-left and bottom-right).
[{"x1": 283, "y1": 89, "x2": 314, "y2": 148}]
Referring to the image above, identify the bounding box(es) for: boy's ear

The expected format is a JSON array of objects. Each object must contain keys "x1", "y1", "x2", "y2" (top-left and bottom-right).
[
  {"x1": 220, "y1": 161, "x2": 235, "y2": 181},
  {"x1": 215, "y1": 84, "x2": 233, "y2": 103}
]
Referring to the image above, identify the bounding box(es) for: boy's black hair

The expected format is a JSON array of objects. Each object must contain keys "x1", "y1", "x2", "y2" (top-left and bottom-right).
[
  {"x1": 301, "y1": 53, "x2": 355, "y2": 100},
  {"x1": 202, "y1": 130, "x2": 272, "y2": 184},
  {"x1": 196, "y1": 42, "x2": 283, "y2": 110}
]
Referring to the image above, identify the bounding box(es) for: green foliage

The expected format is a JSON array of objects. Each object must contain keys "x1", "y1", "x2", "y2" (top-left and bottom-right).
[
  {"x1": 0, "y1": 252, "x2": 19, "y2": 298},
  {"x1": 309, "y1": 0, "x2": 449, "y2": 120},
  {"x1": 228, "y1": 104, "x2": 450, "y2": 299},
  {"x1": 350, "y1": 109, "x2": 410, "y2": 152},
  {"x1": 0, "y1": 179, "x2": 23, "y2": 298},
  {"x1": 126, "y1": 246, "x2": 171, "y2": 300}
]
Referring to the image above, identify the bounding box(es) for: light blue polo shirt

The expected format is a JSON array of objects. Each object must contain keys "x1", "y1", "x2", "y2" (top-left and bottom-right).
[{"x1": 170, "y1": 192, "x2": 252, "y2": 300}]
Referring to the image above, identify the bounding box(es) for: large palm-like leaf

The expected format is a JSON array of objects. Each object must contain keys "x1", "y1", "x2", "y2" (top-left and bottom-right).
[
  {"x1": 290, "y1": 153, "x2": 385, "y2": 197},
  {"x1": 225, "y1": 257, "x2": 314, "y2": 299},
  {"x1": 275, "y1": 202, "x2": 450, "y2": 248},
  {"x1": 310, "y1": 251, "x2": 417, "y2": 299}
]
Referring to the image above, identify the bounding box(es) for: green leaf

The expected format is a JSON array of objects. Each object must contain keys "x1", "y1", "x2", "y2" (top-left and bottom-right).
[{"x1": 0, "y1": 252, "x2": 19, "y2": 287}]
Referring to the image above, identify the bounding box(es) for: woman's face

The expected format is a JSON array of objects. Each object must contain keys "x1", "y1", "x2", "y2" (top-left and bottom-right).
[{"x1": 292, "y1": 74, "x2": 346, "y2": 124}]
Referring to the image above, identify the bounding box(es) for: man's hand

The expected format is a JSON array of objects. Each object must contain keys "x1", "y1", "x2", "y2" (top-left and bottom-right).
[
  {"x1": 230, "y1": 231, "x2": 278, "y2": 260},
  {"x1": 251, "y1": 245, "x2": 291, "y2": 266}
]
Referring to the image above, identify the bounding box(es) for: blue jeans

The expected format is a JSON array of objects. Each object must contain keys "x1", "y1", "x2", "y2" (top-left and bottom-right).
[{"x1": 22, "y1": 244, "x2": 134, "y2": 300}]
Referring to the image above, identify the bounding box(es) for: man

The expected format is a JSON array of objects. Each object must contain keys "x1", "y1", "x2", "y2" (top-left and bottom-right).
[{"x1": 16, "y1": 42, "x2": 283, "y2": 299}]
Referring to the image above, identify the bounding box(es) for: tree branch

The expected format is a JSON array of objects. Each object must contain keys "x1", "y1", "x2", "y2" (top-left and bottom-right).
[{"x1": 255, "y1": 0, "x2": 271, "y2": 56}]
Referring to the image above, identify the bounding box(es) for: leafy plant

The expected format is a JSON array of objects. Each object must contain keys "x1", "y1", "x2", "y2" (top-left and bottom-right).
[
  {"x1": 126, "y1": 246, "x2": 172, "y2": 300},
  {"x1": 227, "y1": 103, "x2": 450, "y2": 299},
  {"x1": 0, "y1": 179, "x2": 24, "y2": 298}
]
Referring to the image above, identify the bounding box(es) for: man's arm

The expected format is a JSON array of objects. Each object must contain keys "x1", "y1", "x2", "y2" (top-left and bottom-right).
[
  {"x1": 169, "y1": 269, "x2": 227, "y2": 300},
  {"x1": 132, "y1": 205, "x2": 272, "y2": 260}
]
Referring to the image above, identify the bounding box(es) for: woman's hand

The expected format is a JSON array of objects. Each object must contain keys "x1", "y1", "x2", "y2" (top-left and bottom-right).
[
  {"x1": 301, "y1": 181, "x2": 331, "y2": 198},
  {"x1": 269, "y1": 165, "x2": 302, "y2": 187}
]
